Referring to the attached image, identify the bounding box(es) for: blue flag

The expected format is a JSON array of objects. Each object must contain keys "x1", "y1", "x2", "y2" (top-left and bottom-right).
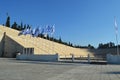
[
  {"x1": 41, "y1": 28, "x2": 44, "y2": 34},
  {"x1": 18, "y1": 28, "x2": 32, "y2": 36},
  {"x1": 51, "y1": 25, "x2": 55, "y2": 35},
  {"x1": 46, "y1": 25, "x2": 52, "y2": 33},
  {"x1": 33, "y1": 27, "x2": 41, "y2": 37}
]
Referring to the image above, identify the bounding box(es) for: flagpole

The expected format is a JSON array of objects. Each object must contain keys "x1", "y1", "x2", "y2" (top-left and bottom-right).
[
  {"x1": 116, "y1": 32, "x2": 119, "y2": 55},
  {"x1": 52, "y1": 34, "x2": 54, "y2": 53},
  {"x1": 114, "y1": 16, "x2": 119, "y2": 55},
  {"x1": 52, "y1": 24, "x2": 55, "y2": 54},
  {"x1": 26, "y1": 36, "x2": 27, "y2": 54}
]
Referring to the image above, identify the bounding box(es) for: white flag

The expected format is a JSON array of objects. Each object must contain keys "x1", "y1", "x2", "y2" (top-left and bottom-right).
[
  {"x1": 51, "y1": 25, "x2": 55, "y2": 35},
  {"x1": 114, "y1": 16, "x2": 118, "y2": 34}
]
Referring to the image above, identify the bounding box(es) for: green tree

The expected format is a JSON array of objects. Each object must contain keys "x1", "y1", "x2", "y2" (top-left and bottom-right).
[
  {"x1": 98, "y1": 42, "x2": 115, "y2": 49},
  {"x1": 11, "y1": 22, "x2": 17, "y2": 29},
  {"x1": 58, "y1": 37, "x2": 62, "y2": 43},
  {"x1": 5, "y1": 16, "x2": 10, "y2": 27},
  {"x1": 20, "y1": 22, "x2": 23, "y2": 30},
  {"x1": 17, "y1": 25, "x2": 21, "y2": 30},
  {"x1": 88, "y1": 44, "x2": 94, "y2": 49}
]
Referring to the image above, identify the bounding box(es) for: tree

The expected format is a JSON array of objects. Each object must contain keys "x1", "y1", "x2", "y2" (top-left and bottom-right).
[
  {"x1": 97, "y1": 42, "x2": 115, "y2": 49},
  {"x1": 17, "y1": 25, "x2": 21, "y2": 30},
  {"x1": 70, "y1": 43, "x2": 73, "y2": 47},
  {"x1": 88, "y1": 44, "x2": 94, "y2": 49},
  {"x1": 5, "y1": 16, "x2": 10, "y2": 27},
  {"x1": 11, "y1": 22, "x2": 17, "y2": 29},
  {"x1": 58, "y1": 37, "x2": 62, "y2": 43},
  {"x1": 27, "y1": 24, "x2": 31, "y2": 29},
  {"x1": 20, "y1": 22, "x2": 23, "y2": 30},
  {"x1": 46, "y1": 34, "x2": 49, "y2": 39},
  {"x1": 109, "y1": 42, "x2": 115, "y2": 47}
]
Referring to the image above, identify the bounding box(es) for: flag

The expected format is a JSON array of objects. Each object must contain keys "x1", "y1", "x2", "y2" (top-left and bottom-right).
[
  {"x1": 26, "y1": 29, "x2": 30, "y2": 34},
  {"x1": 51, "y1": 25, "x2": 55, "y2": 35},
  {"x1": 18, "y1": 28, "x2": 32, "y2": 36},
  {"x1": 40, "y1": 28, "x2": 47, "y2": 37},
  {"x1": 46, "y1": 25, "x2": 52, "y2": 33},
  {"x1": 42, "y1": 25, "x2": 49, "y2": 37},
  {"x1": 114, "y1": 16, "x2": 120, "y2": 55},
  {"x1": 32, "y1": 28, "x2": 36, "y2": 35},
  {"x1": 18, "y1": 29, "x2": 27, "y2": 36},
  {"x1": 33, "y1": 27, "x2": 41, "y2": 37},
  {"x1": 114, "y1": 16, "x2": 118, "y2": 34},
  {"x1": 41, "y1": 28, "x2": 44, "y2": 34},
  {"x1": 45, "y1": 25, "x2": 55, "y2": 35},
  {"x1": 24, "y1": 28, "x2": 32, "y2": 35}
]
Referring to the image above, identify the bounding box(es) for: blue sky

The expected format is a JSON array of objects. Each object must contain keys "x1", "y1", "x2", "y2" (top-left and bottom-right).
[{"x1": 0, "y1": 0, "x2": 120, "y2": 47}]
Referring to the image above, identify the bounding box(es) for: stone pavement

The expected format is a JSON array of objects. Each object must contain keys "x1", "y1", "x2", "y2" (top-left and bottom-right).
[{"x1": 0, "y1": 58, "x2": 120, "y2": 80}]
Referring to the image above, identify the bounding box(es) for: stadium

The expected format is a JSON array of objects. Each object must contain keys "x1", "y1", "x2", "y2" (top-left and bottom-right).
[{"x1": 0, "y1": 25, "x2": 93, "y2": 59}]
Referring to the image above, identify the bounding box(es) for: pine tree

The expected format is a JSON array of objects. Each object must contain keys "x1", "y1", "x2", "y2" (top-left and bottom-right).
[
  {"x1": 5, "y1": 16, "x2": 10, "y2": 27},
  {"x1": 20, "y1": 22, "x2": 23, "y2": 30},
  {"x1": 11, "y1": 22, "x2": 17, "y2": 29},
  {"x1": 18, "y1": 25, "x2": 21, "y2": 30},
  {"x1": 58, "y1": 37, "x2": 62, "y2": 43}
]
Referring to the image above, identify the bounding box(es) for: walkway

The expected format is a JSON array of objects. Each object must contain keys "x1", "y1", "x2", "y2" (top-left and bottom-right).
[{"x1": 0, "y1": 58, "x2": 120, "y2": 80}]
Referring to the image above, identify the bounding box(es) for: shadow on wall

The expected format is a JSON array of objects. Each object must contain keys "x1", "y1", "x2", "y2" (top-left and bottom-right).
[
  {"x1": 0, "y1": 33, "x2": 5, "y2": 57},
  {"x1": 3, "y1": 35, "x2": 24, "y2": 58},
  {"x1": 87, "y1": 48, "x2": 118, "y2": 58},
  {"x1": 87, "y1": 49, "x2": 95, "y2": 55}
]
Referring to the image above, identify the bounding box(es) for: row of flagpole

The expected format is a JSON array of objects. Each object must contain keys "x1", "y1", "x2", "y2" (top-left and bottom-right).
[{"x1": 19, "y1": 25, "x2": 55, "y2": 54}]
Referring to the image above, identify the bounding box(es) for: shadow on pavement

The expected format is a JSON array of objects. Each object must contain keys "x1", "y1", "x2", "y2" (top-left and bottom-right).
[
  {"x1": 90, "y1": 62, "x2": 107, "y2": 65},
  {"x1": 105, "y1": 71, "x2": 120, "y2": 74},
  {"x1": 13, "y1": 60, "x2": 89, "y2": 66}
]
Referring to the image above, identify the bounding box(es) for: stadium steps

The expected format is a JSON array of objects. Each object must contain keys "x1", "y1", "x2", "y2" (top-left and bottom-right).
[{"x1": 0, "y1": 25, "x2": 93, "y2": 58}]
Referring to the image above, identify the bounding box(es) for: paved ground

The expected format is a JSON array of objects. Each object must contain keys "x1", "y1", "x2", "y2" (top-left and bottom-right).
[{"x1": 0, "y1": 58, "x2": 120, "y2": 80}]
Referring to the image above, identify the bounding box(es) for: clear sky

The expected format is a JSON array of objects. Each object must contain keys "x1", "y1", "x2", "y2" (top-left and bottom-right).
[{"x1": 0, "y1": 0, "x2": 120, "y2": 47}]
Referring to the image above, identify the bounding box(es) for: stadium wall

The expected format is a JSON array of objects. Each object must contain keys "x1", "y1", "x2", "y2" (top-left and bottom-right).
[
  {"x1": 4, "y1": 35, "x2": 24, "y2": 57},
  {"x1": 0, "y1": 32, "x2": 4, "y2": 56}
]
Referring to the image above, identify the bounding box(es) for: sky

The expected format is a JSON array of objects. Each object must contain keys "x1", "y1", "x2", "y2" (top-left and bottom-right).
[{"x1": 0, "y1": 0, "x2": 120, "y2": 47}]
